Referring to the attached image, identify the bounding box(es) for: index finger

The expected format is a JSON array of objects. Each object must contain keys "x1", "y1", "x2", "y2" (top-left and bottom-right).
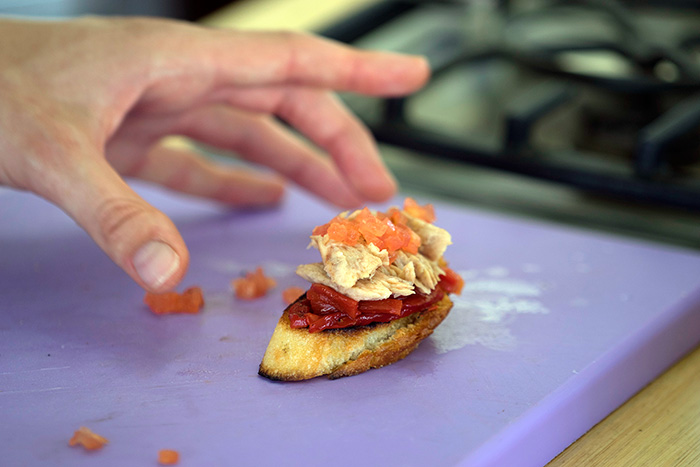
[{"x1": 179, "y1": 27, "x2": 431, "y2": 95}]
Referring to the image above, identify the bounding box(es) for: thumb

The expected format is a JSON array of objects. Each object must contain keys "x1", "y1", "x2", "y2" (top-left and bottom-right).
[{"x1": 48, "y1": 155, "x2": 189, "y2": 292}]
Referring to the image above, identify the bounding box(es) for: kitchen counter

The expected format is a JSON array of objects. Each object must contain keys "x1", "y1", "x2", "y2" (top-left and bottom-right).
[{"x1": 201, "y1": 1, "x2": 700, "y2": 465}]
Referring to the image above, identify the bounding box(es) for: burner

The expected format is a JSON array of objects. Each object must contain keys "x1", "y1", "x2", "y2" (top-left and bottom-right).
[
  {"x1": 320, "y1": 0, "x2": 700, "y2": 211},
  {"x1": 501, "y1": 1, "x2": 700, "y2": 92}
]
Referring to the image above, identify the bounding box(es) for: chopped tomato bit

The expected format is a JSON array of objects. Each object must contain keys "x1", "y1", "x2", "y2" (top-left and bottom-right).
[
  {"x1": 383, "y1": 235, "x2": 403, "y2": 253},
  {"x1": 282, "y1": 286, "x2": 305, "y2": 305},
  {"x1": 311, "y1": 199, "x2": 434, "y2": 261},
  {"x1": 144, "y1": 287, "x2": 204, "y2": 315},
  {"x1": 312, "y1": 223, "x2": 329, "y2": 236},
  {"x1": 387, "y1": 207, "x2": 406, "y2": 225},
  {"x1": 327, "y1": 220, "x2": 350, "y2": 243},
  {"x1": 232, "y1": 267, "x2": 276, "y2": 300},
  {"x1": 68, "y1": 427, "x2": 108, "y2": 451},
  {"x1": 158, "y1": 449, "x2": 180, "y2": 465},
  {"x1": 346, "y1": 227, "x2": 361, "y2": 244},
  {"x1": 357, "y1": 207, "x2": 388, "y2": 238},
  {"x1": 403, "y1": 197, "x2": 436, "y2": 223}
]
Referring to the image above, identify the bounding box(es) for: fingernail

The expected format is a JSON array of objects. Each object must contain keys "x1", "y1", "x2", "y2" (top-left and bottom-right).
[{"x1": 133, "y1": 241, "x2": 180, "y2": 289}]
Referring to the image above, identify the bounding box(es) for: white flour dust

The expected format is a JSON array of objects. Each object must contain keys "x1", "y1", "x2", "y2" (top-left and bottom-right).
[
  {"x1": 431, "y1": 266, "x2": 549, "y2": 353},
  {"x1": 207, "y1": 259, "x2": 296, "y2": 277}
]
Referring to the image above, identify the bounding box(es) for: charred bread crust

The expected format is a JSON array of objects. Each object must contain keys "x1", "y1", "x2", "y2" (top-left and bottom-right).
[{"x1": 258, "y1": 294, "x2": 453, "y2": 381}]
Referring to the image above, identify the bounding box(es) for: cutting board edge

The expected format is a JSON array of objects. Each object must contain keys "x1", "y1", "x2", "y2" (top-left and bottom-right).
[{"x1": 457, "y1": 286, "x2": 700, "y2": 467}]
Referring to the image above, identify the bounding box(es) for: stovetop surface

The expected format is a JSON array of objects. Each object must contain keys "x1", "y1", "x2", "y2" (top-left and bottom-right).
[{"x1": 332, "y1": 1, "x2": 700, "y2": 250}]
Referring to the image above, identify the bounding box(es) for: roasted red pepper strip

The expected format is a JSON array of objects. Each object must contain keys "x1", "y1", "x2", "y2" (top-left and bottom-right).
[
  {"x1": 358, "y1": 297, "x2": 403, "y2": 316},
  {"x1": 307, "y1": 283, "x2": 360, "y2": 318},
  {"x1": 439, "y1": 266, "x2": 464, "y2": 295},
  {"x1": 291, "y1": 283, "x2": 447, "y2": 333},
  {"x1": 308, "y1": 312, "x2": 356, "y2": 333}
]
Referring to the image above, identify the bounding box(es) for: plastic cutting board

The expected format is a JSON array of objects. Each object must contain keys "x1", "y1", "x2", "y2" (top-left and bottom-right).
[{"x1": 1, "y1": 184, "x2": 699, "y2": 466}]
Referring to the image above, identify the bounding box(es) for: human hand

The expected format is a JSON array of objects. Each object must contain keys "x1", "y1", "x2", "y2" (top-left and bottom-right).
[{"x1": 0, "y1": 16, "x2": 429, "y2": 292}]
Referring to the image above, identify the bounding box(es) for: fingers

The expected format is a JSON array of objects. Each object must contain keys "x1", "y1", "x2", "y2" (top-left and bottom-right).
[
  {"x1": 210, "y1": 87, "x2": 397, "y2": 203},
  {"x1": 121, "y1": 141, "x2": 286, "y2": 207},
  {"x1": 208, "y1": 31, "x2": 430, "y2": 95},
  {"x1": 39, "y1": 150, "x2": 188, "y2": 293},
  {"x1": 156, "y1": 25, "x2": 430, "y2": 96},
  {"x1": 274, "y1": 88, "x2": 397, "y2": 202},
  {"x1": 175, "y1": 105, "x2": 367, "y2": 208}
]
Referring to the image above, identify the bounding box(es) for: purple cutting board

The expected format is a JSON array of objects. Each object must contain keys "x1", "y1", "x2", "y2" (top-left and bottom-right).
[{"x1": 1, "y1": 183, "x2": 700, "y2": 467}]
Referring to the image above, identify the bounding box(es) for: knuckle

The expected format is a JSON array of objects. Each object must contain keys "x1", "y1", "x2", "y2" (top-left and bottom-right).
[
  {"x1": 116, "y1": 16, "x2": 200, "y2": 51},
  {"x1": 115, "y1": 16, "x2": 169, "y2": 41},
  {"x1": 277, "y1": 29, "x2": 306, "y2": 44},
  {"x1": 277, "y1": 30, "x2": 308, "y2": 82},
  {"x1": 234, "y1": 114, "x2": 270, "y2": 152},
  {"x1": 286, "y1": 156, "x2": 314, "y2": 184},
  {"x1": 15, "y1": 116, "x2": 93, "y2": 200},
  {"x1": 94, "y1": 196, "x2": 156, "y2": 252}
]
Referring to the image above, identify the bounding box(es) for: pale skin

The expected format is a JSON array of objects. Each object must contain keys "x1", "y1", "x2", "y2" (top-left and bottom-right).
[{"x1": 0, "y1": 16, "x2": 430, "y2": 293}]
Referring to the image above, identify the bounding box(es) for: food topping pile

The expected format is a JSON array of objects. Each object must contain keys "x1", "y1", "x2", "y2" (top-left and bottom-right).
[{"x1": 292, "y1": 198, "x2": 462, "y2": 332}]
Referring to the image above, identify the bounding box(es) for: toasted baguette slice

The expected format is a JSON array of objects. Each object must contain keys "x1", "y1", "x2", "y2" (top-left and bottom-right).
[{"x1": 258, "y1": 294, "x2": 452, "y2": 381}]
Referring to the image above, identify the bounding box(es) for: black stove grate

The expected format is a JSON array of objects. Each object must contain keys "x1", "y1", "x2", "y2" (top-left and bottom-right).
[{"x1": 320, "y1": 0, "x2": 700, "y2": 211}]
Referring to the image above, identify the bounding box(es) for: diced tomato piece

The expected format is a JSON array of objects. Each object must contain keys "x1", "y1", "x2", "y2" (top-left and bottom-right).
[
  {"x1": 282, "y1": 286, "x2": 305, "y2": 305},
  {"x1": 387, "y1": 207, "x2": 406, "y2": 225},
  {"x1": 346, "y1": 227, "x2": 361, "y2": 244},
  {"x1": 357, "y1": 208, "x2": 388, "y2": 239},
  {"x1": 232, "y1": 279, "x2": 257, "y2": 300},
  {"x1": 404, "y1": 197, "x2": 436, "y2": 223},
  {"x1": 309, "y1": 201, "x2": 427, "y2": 262},
  {"x1": 184, "y1": 287, "x2": 205, "y2": 309},
  {"x1": 68, "y1": 427, "x2": 108, "y2": 451},
  {"x1": 232, "y1": 267, "x2": 276, "y2": 300},
  {"x1": 367, "y1": 235, "x2": 385, "y2": 251},
  {"x1": 410, "y1": 230, "x2": 422, "y2": 252},
  {"x1": 327, "y1": 220, "x2": 350, "y2": 243},
  {"x1": 387, "y1": 251, "x2": 398, "y2": 264},
  {"x1": 324, "y1": 217, "x2": 364, "y2": 245},
  {"x1": 312, "y1": 222, "x2": 330, "y2": 236},
  {"x1": 383, "y1": 228, "x2": 405, "y2": 253},
  {"x1": 144, "y1": 286, "x2": 204, "y2": 315},
  {"x1": 158, "y1": 449, "x2": 180, "y2": 465}
]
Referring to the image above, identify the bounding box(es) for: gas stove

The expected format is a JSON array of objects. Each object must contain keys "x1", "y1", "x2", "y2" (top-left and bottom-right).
[{"x1": 319, "y1": 0, "x2": 700, "y2": 248}]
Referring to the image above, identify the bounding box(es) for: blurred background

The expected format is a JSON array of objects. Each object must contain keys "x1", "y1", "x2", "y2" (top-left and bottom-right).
[
  {"x1": 0, "y1": 0, "x2": 227, "y2": 19},
  {"x1": 3, "y1": 0, "x2": 699, "y2": 250}
]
